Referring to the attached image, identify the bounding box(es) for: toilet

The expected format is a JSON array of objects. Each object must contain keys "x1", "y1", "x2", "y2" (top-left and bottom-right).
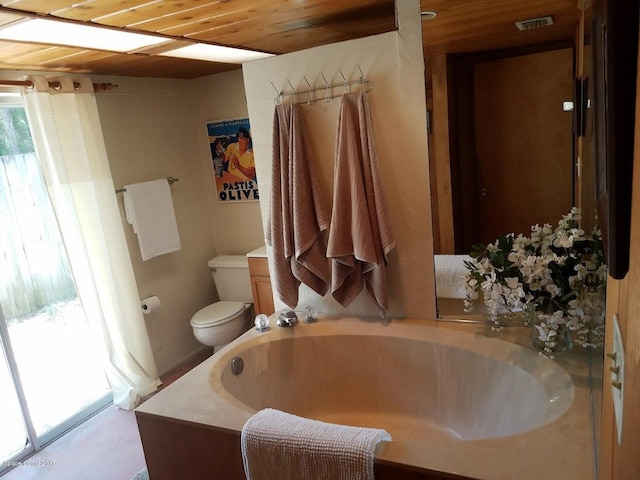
[{"x1": 190, "y1": 255, "x2": 254, "y2": 347}]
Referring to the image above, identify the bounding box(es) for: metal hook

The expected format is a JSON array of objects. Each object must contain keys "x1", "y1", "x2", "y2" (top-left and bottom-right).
[
  {"x1": 286, "y1": 79, "x2": 297, "y2": 103},
  {"x1": 270, "y1": 82, "x2": 282, "y2": 105},
  {"x1": 357, "y1": 65, "x2": 365, "y2": 84},
  {"x1": 321, "y1": 73, "x2": 331, "y2": 103},
  {"x1": 338, "y1": 69, "x2": 349, "y2": 93},
  {"x1": 303, "y1": 76, "x2": 314, "y2": 105}
]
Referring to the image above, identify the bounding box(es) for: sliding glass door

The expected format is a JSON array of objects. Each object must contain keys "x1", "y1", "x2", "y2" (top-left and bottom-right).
[
  {"x1": 0, "y1": 320, "x2": 31, "y2": 466},
  {"x1": 0, "y1": 99, "x2": 111, "y2": 475}
]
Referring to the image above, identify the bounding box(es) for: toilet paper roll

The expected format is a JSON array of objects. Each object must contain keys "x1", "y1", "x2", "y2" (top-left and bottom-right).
[{"x1": 141, "y1": 295, "x2": 161, "y2": 315}]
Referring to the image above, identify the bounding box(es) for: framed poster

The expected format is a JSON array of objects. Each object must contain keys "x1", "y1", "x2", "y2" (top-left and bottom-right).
[{"x1": 206, "y1": 118, "x2": 259, "y2": 203}]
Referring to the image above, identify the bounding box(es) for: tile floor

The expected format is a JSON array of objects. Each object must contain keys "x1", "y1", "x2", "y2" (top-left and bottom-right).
[{"x1": 2, "y1": 349, "x2": 212, "y2": 480}]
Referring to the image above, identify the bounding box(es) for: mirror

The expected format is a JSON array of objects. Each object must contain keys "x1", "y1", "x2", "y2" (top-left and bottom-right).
[
  {"x1": 424, "y1": 6, "x2": 598, "y2": 320},
  {"x1": 423, "y1": 3, "x2": 613, "y2": 472},
  {"x1": 433, "y1": 45, "x2": 581, "y2": 320}
]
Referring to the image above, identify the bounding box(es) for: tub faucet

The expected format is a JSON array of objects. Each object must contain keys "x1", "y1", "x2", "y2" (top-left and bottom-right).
[{"x1": 276, "y1": 310, "x2": 298, "y2": 327}]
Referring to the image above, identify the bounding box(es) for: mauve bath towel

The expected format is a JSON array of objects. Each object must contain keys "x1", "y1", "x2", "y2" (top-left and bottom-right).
[
  {"x1": 266, "y1": 103, "x2": 330, "y2": 308},
  {"x1": 327, "y1": 91, "x2": 396, "y2": 314}
]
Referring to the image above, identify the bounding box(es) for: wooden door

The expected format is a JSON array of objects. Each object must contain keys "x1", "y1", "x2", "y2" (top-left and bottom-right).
[{"x1": 473, "y1": 48, "x2": 574, "y2": 243}]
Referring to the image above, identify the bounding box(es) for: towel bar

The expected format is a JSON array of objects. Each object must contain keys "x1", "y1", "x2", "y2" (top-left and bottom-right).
[{"x1": 115, "y1": 176, "x2": 179, "y2": 194}]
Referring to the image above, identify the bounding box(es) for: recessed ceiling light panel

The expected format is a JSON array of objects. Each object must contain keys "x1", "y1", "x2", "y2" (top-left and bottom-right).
[
  {"x1": 159, "y1": 43, "x2": 274, "y2": 64},
  {"x1": 0, "y1": 18, "x2": 168, "y2": 52}
]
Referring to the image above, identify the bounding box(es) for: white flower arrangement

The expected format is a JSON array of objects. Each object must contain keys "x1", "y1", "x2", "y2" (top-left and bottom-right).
[{"x1": 463, "y1": 208, "x2": 606, "y2": 357}]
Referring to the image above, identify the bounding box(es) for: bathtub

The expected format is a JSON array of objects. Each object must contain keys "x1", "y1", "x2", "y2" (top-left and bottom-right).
[{"x1": 135, "y1": 316, "x2": 596, "y2": 480}]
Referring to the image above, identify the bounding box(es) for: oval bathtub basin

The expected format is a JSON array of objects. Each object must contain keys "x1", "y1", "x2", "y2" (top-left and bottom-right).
[{"x1": 213, "y1": 322, "x2": 574, "y2": 442}]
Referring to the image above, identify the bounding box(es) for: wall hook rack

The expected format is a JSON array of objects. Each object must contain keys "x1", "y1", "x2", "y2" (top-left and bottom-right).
[{"x1": 272, "y1": 68, "x2": 372, "y2": 106}]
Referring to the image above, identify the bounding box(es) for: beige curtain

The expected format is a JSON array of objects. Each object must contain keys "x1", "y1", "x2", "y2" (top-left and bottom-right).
[{"x1": 21, "y1": 76, "x2": 160, "y2": 409}]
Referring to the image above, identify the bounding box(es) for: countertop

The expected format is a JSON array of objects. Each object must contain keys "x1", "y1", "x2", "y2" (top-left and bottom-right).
[{"x1": 246, "y1": 246, "x2": 267, "y2": 258}]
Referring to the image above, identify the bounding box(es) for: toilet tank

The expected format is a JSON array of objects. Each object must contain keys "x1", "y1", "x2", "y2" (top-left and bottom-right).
[{"x1": 207, "y1": 255, "x2": 253, "y2": 304}]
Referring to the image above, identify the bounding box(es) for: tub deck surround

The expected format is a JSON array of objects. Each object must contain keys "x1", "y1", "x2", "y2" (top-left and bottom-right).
[{"x1": 135, "y1": 317, "x2": 595, "y2": 480}]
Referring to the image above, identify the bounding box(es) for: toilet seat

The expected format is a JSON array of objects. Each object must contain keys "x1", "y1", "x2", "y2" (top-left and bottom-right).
[{"x1": 190, "y1": 301, "x2": 246, "y2": 328}]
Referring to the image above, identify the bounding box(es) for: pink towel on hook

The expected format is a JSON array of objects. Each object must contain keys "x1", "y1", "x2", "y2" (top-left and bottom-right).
[
  {"x1": 327, "y1": 91, "x2": 396, "y2": 314},
  {"x1": 266, "y1": 103, "x2": 331, "y2": 308}
]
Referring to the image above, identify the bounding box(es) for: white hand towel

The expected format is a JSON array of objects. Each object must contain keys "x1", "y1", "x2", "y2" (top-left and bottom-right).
[
  {"x1": 241, "y1": 408, "x2": 391, "y2": 480},
  {"x1": 434, "y1": 254, "x2": 473, "y2": 299},
  {"x1": 123, "y1": 179, "x2": 181, "y2": 261}
]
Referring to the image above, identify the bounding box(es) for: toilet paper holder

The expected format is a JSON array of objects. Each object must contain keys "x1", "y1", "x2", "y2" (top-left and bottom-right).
[{"x1": 140, "y1": 295, "x2": 161, "y2": 314}]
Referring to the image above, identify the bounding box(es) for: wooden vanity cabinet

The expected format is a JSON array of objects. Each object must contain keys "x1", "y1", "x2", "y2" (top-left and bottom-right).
[{"x1": 248, "y1": 257, "x2": 275, "y2": 316}]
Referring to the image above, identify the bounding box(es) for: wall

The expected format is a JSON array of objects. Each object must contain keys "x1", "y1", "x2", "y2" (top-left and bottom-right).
[
  {"x1": 188, "y1": 70, "x2": 266, "y2": 256},
  {"x1": 242, "y1": 0, "x2": 437, "y2": 319},
  {"x1": 599, "y1": 27, "x2": 640, "y2": 478},
  {"x1": 93, "y1": 76, "x2": 210, "y2": 374},
  {"x1": 93, "y1": 72, "x2": 263, "y2": 374}
]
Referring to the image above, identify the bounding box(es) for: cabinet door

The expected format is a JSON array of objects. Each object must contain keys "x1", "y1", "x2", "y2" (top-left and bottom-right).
[{"x1": 252, "y1": 276, "x2": 275, "y2": 316}]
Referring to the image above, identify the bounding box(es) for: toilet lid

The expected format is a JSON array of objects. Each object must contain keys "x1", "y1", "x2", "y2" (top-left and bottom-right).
[{"x1": 190, "y1": 301, "x2": 245, "y2": 328}]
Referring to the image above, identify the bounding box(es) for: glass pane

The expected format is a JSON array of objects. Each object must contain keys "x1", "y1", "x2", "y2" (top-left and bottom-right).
[
  {"x1": 0, "y1": 340, "x2": 28, "y2": 463},
  {"x1": 0, "y1": 106, "x2": 110, "y2": 438},
  {"x1": 7, "y1": 300, "x2": 110, "y2": 436}
]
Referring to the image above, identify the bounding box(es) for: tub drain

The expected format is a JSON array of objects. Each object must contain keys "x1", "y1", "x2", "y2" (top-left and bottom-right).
[{"x1": 230, "y1": 356, "x2": 244, "y2": 375}]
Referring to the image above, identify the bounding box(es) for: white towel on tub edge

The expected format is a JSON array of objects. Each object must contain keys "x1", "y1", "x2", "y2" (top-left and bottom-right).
[{"x1": 241, "y1": 408, "x2": 391, "y2": 480}]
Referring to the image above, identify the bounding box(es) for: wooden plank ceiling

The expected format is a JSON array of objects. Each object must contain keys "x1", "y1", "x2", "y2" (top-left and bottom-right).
[
  {"x1": 0, "y1": 0, "x2": 583, "y2": 79},
  {"x1": 420, "y1": 0, "x2": 583, "y2": 57}
]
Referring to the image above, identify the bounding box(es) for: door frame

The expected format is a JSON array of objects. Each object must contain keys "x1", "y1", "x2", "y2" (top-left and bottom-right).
[{"x1": 429, "y1": 40, "x2": 578, "y2": 254}]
